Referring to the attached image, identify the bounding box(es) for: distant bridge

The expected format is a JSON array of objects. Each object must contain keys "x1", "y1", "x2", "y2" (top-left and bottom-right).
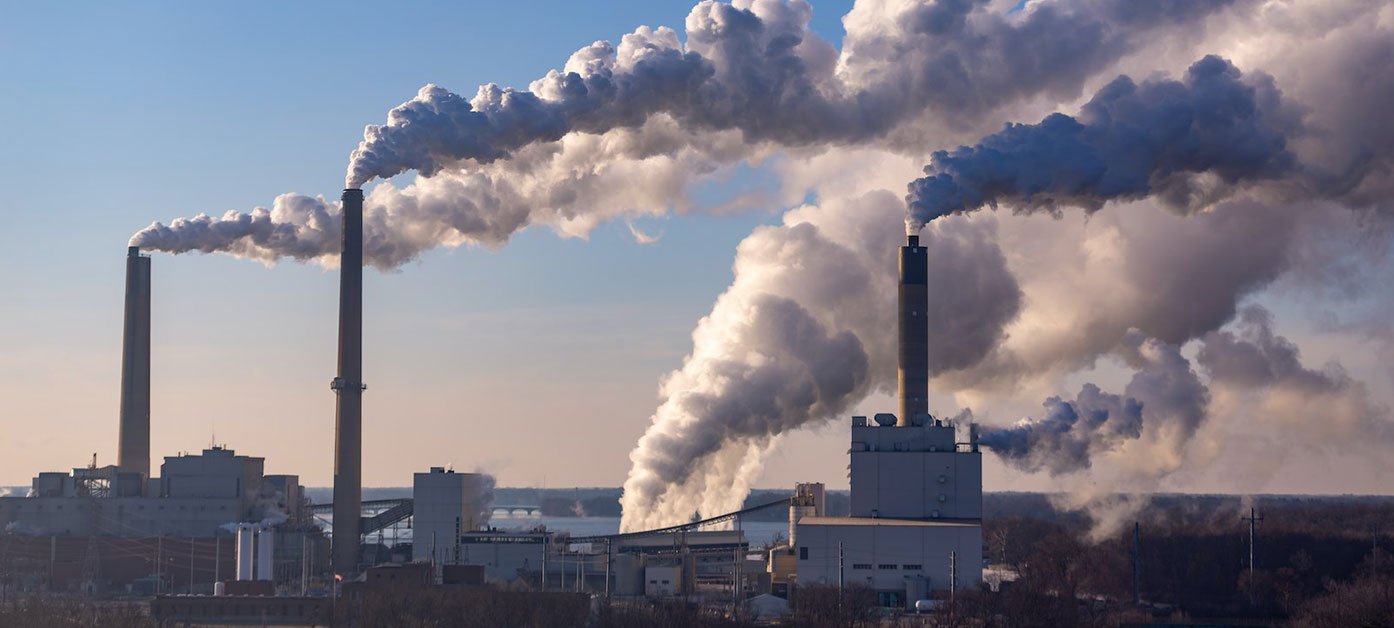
[{"x1": 492, "y1": 504, "x2": 540, "y2": 516}]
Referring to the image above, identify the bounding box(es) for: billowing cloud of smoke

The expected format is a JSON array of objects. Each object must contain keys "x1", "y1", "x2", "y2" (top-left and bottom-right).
[
  {"x1": 134, "y1": 0, "x2": 1248, "y2": 266},
  {"x1": 1198, "y1": 305, "x2": 1394, "y2": 448},
  {"x1": 977, "y1": 387, "x2": 1142, "y2": 475},
  {"x1": 131, "y1": 194, "x2": 341, "y2": 266},
  {"x1": 345, "y1": 0, "x2": 1244, "y2": 189},
  {"x1": 905, "y1": 55, "x2": 1297, "y2": 232},
  {"x1": 619, "y1": 191, "x2": 1020, "y2": 530},
  {"x1": 621, "y1": 293, "x2": 872, "y2": 530},
  {"x1": 978, "y1": 331, "x2": 1207, "y2": 477}
]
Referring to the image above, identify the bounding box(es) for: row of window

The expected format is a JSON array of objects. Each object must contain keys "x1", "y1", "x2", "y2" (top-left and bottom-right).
[{"x1": 797, "y1": 548, "x2": 922, "y2": 572}]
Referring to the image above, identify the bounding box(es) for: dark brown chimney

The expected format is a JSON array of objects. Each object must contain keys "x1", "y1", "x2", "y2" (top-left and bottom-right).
[{"x1": 897, "y1": 233, "x2": 928, "y2": 426}]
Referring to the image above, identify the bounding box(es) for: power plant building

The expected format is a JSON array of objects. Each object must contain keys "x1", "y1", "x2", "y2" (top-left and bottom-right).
[
  {"x1": 1, "y1": 447, "x2": 300, "y2": 538},
  {"x1": 411, "y1": 467, "x2": 493, "y2": 569},
  {"x1": 793, "y1": 234, "x2": 983, "y2": 608}
]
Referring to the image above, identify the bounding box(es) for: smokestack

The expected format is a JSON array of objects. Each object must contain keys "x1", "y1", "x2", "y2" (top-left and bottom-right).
[
  {"x1": 331, "y1": 188, "x2": 365, "y2": 576},
  {"x1": 897, "y1": 233, "x2": 928, "y2": 426},
  {"x1": 117, "y1": 246, "x2": 151, "y2": 478}
]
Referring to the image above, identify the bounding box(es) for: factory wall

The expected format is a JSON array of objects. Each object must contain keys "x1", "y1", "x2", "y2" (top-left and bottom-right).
[
  {"x1": 849, "y1": 418, "x2": 981, "y2": 520},
  {"x1": 411, "y1": 468, "x2": 491, "y2": 567},
  {"x1": 5, "y1": 448, "x2": 288, "y2": 538},
  {"x1": 0, "y1": 496, "x2": 244, "y2": 537},
  {"x1": 794, "y1": 518, "x2": 982, "y2": 605},
  {"x1": 456, "y1": 533, "x2": 548, "y2": 583}
]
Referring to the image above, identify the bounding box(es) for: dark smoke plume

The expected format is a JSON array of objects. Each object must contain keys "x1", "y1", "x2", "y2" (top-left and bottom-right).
[
  {"x1": 978, "y1": 331, "x2": 1208, "y2": 476},
  {"x1": 905, "y1": 55, "x2": 1295, "y2": 232}
]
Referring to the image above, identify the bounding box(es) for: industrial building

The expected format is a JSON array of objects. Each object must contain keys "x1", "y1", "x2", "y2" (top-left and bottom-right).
[
  {"x1": 412, "y1": 467, "x2": 493, "y2": 569},
  {"x1": 790, "y1": 233, "x2": 984, "y2": 609},
  {"x1": 0, "y1": 247, "x2": 323, "y2": 595}
]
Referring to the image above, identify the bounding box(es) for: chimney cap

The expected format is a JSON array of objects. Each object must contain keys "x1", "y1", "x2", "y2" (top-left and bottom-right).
[{"x1": 906, "y1": 234, "x2": 920, "y2": 247}]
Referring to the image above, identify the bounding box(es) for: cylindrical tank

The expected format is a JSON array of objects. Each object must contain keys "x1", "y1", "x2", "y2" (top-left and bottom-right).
[
  {"x1": 235, "y1": 524, "x2": 254, "y2": 580},
  {"x1": 897, "y1": 234, "x2": 928, "y2": 426},
  {"x1": 256, "y1": 526, "x2": 275, "y2": 581},
  {"x1": 213, "y1": 581, "x2": 226, "y2": 596}
]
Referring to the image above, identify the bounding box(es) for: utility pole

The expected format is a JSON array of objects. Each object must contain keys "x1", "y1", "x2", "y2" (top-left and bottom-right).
[
  {"x1": 156, "y1": 535, "x2": 163, "y2": 595},
  {"x1": 1373, "y1": 524, "x2": 1380, "y2": 578},
  {"x1": 302, "y1": 538, "x2": 310, "y2": 596},
  {"x1": 950, "y1": 550, "x2": 958, "y2": 624},
  {"x1": 541, "y1": 536, "x2": 548, "y2": 591},
  {"x1": 1243, "y1": 507, "x2": 1264, "y2": 578},
  {"x1": 1133, "y1": 522, "x2": 1141, "y2": 606},
  {"x1": 214, "y1": 535, "x2": 220, "y2": 586},
  {"x1": 1242, "y1": 506, "x2": 1264, "y2": 605},
  {"x1": 736, "y1": 545, "x2": 747, "y2": 615},
  {"x1": 605, "y1": 538, "x2": 612, "y2": 601}
]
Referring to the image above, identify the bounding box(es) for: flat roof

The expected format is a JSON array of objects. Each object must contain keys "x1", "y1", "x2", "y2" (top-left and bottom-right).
[{"x1": 797, "y1": 516, "x2": 981, "y2": 528}]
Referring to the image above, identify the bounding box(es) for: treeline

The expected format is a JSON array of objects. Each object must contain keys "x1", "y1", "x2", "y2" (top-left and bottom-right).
[{"x1": 983, "y1": 496, "x2": 1394, "y2": 623}]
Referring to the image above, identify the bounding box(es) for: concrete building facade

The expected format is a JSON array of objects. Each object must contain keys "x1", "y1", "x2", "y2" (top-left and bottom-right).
[
  {"x1": 411, "y1": 467, "x2": 492, "y2": 568},
  {"x1": 796, "y1": 416, "x2": 982, "y2": 608}
]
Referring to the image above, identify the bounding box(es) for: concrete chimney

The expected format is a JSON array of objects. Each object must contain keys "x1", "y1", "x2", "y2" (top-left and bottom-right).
[
  {"x1": 331, "y1": 188, "x2": 365, "y2": 576},
  {"x1": 897, "y1": 234, "x2": 928, "y2": 426},
  {"x1": 117, "y1": 246, "x2": 151, "y2": 478}
]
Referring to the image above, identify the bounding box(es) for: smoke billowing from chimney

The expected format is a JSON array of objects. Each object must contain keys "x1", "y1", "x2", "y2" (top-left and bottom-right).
[
  {"x1": 977, "y1": 331, "x2": 1208, "y2": 476},
  {"x1": 905, "y1": 56, "x2": 1297, "y2": 233},
  {"x1": 133, "y1": 0, "x2": 1248, "y2": 267}
]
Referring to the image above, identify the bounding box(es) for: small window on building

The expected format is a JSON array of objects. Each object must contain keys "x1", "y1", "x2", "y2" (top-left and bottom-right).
[
  {"x1": 852, "y1": 563, "x2": 872, "y2": 570},
  {"x1": 877, "y1": 564, "x2": 897, "y2": 570},
  {"x1": 903, "y1": 564, "x2": 922, "y2": 570},
  {"x1": 799, "y1": 547, "x2": 808, "y2": 560},
  {"x1": 662, "y1": 580, "x2": 670, "y2": 585}
]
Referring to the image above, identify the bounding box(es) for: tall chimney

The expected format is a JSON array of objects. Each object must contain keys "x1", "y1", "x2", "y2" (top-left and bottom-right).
[
  {"x1": 117, "y1": 246, "x2": 151, "y2": 478},
  {"x1": 331, "y1": 188, "x2": 365, "y2": 576},
  {"x1": 897, "y1": 233, "x2": 928, "y2": 426}
]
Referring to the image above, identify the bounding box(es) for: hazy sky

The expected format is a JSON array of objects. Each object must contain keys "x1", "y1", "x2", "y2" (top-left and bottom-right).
[{"x1": 3, "y1": 0, "x2": 1391, "y2": 505}]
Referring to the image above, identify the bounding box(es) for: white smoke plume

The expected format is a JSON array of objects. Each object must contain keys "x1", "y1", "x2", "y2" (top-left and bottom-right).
[{"x1": 132, "y1": 0, "x2": 1249, "y2": 267}]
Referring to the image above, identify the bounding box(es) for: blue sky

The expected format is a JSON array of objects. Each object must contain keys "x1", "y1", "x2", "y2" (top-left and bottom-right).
[{"x1": 0, "y1": 1, "x2": 856, "y2": 487}]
